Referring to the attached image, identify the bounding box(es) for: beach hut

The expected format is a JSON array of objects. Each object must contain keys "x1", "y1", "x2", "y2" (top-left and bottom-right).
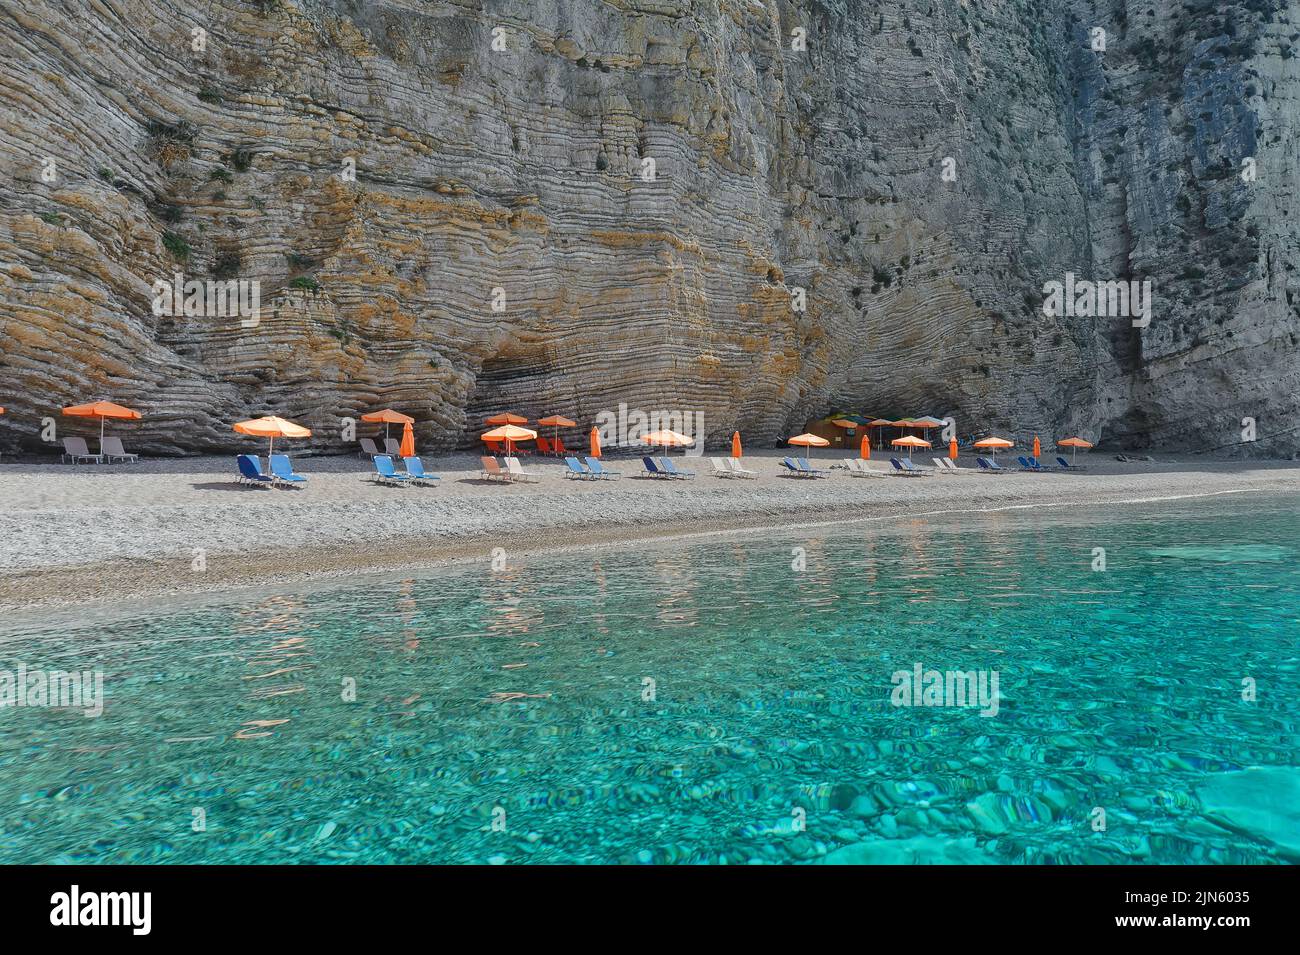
[
  {"x1": 63, "y1": 400, "x2": 143, "y2": 456},
  {"x1": 891, "y1": 434, "x2": 931, "y2": 461},
  {"x1": 1058, "y1": 436, "x2": 1094, "y2": 463},
  {"x1": 867, "y1": 418, "x2": 893, "y2": 448},
  {"x1": 482, "y1": 424, "x2": 536, "y2": 457},
  {"x1": 973, "y1": 436, "x2": 1014, "y2": 462},
  {"x1": 787, "y1": 432, "x2": 830, "y2": 460},
  {"x1": 233, "y1": 415, "x2": 312, "y2": 459}
]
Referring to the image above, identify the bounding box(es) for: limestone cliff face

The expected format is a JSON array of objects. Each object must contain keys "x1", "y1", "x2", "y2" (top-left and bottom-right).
[{"x1": 1, "y1": 0, "x2": 1296, "y2": 454}]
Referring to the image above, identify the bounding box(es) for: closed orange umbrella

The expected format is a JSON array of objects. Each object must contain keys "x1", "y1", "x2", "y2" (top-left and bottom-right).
[
  {"x1": 64, "y1": 400, "x2": 143, "y2": 455},
  {"x1": 399, "y1": 421, "x2": 415, "y2": 458},
  {"x1": 731, "y1": 431, "x2": 742, "y2": 459},
  {"x1": 233, "y1": 415, "x2": 311, "y2": 459},
  {"x1": 861, "y1": 434, "x2": 871, "y2": 460},
  {"x1": 589, "y1": 426, "x2": 601, "y2": 459},
  {"x1": 1032, "y1": 435, "x2": 1041, "y2": 459},
  {"x1": 486, "y1": 412, "x2": 528, "y2": 426},
  {"x1": 482, "y1": 423, "x2": 536, "y2": 456},
  {"x1": 788, "y1": 432, "x2": 830, "y2": 461},
  {"x1": 949, "y1": 438, "x2": 958, "y2": 461},
  {"x1": 890, "y1": 434, "x2": 931, "y2": 460}
]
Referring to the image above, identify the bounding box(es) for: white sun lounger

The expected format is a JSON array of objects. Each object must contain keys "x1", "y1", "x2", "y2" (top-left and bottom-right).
[
  {"x1": 710, "y1": 457, "x2": 736, "y2": 478},
  {"x1": 726, "y1": 457, "x2": 757, "y2": 478},
  {"x1": 505, "y1": 457, "x2": 541, "y2": 483}
]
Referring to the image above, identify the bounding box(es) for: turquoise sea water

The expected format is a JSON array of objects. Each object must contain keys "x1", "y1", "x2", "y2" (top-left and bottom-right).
[{"x1": 1, "y1": 492, "x2": 1298, "y2": 864}]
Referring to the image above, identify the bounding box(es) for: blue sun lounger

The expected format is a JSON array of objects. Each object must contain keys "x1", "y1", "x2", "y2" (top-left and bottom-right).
[
  {"x1": 889, "y1": 457, "x2": 928, "y2": 477},
  {"x1": 1055, "y1": 456, "x2": 1086, "y2": 471},
  {"x1": 403, "y1": 456, "x2": 440, "y2": 485},
  {"x1": 659, "y1": 457, "x2": 694, "y2": 479},
  {"x1": 564, "y1": 456, "x2": 594, "y2": 479},
  {"x1": 372, "y1": 454, "x2": 411, "y2": 485},
  {"x1": 640, "y1": 456, "x2": 670, "y2": 478},
  {"x1": 796, "y1": 457, "x2": 829, "y2": 477},
  {"x1": 236, "y1": 454, "x2": 274, "y2": 486},
  {"x1": 586, "y1": 457, "x2": 621, "y2": 479},
  {"x1": 268, "y1": 453, "x2": 307, "y2": 487}
]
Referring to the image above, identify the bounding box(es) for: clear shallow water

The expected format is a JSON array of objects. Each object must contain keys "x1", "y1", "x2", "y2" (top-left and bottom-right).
[{"x1": 1, "y1": 493, "x2": 1298, "y2": 864}]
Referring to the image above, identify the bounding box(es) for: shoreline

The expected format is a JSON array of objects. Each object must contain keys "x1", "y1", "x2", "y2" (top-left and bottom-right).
[{"x1": 3, "y1": 450, "x2": 1297, "y2": 613}]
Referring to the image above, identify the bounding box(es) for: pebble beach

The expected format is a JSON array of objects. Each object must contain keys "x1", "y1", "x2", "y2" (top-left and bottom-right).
[{"x1": 3, "y1": 449, "x2": 1299, "y2": 611}]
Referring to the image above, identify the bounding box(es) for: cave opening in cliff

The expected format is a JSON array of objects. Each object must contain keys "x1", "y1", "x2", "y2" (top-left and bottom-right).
[{"x1": 464, "y1": 349, "x2": 563, "y2": 441}]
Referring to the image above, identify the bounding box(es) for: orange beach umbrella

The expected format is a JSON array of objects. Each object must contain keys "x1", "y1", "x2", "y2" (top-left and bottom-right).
[
  {"x1": 861, "y1": 434, "x2": 871, "y2": 460},
  {"x1": 949, "y1": 438, "x2": 959, "y2": 461},
  {"x1": 63, "y1": 400, "x2": 143, "y2": 455},
  {"x1": 485, "y1": 412, "x2": 528, "y2": 426},
  {"x1": 641, "y1": 430, "x2": 695, "y2": 456},
  {"x1": 973, "y1": 436, "x2": 1013, "y2": 462},
  {"x1": 589, "y1": 426, "x2": 601, "y2": 459},
  {"x1": 890, "y1": 434, "x2": 931, "y2": 460},
  {"x1": 400, "y1": 421, "x2": 415, "y2": 459},
  {"x1": 361, "y1": 408, "x2": 414, "y2": 447},
  {"x1": 360, "y1": 408, "x2": 413, "y2": 424},
  {"x1": 233, "y1": 415, "x2": 311, "y2": 459},
  {"x1": 482, "y1": 423, "x2": 536, "y2": 456},
  {"x1": 731, "y1": 431, "x2": 742, "y2": 459},
  {"x1": 537, "y1": 414, "x2": 575, "y2": 448},
  {"x1": 1058, "y1": 436, "x2": 1094, "y2": 463},
  {"x1": 1032, "y1": 435, "x2": 1042, "y2": 459},
  {"x1": 788, "y1": 432, "x2": 830, "y2": 460}
]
